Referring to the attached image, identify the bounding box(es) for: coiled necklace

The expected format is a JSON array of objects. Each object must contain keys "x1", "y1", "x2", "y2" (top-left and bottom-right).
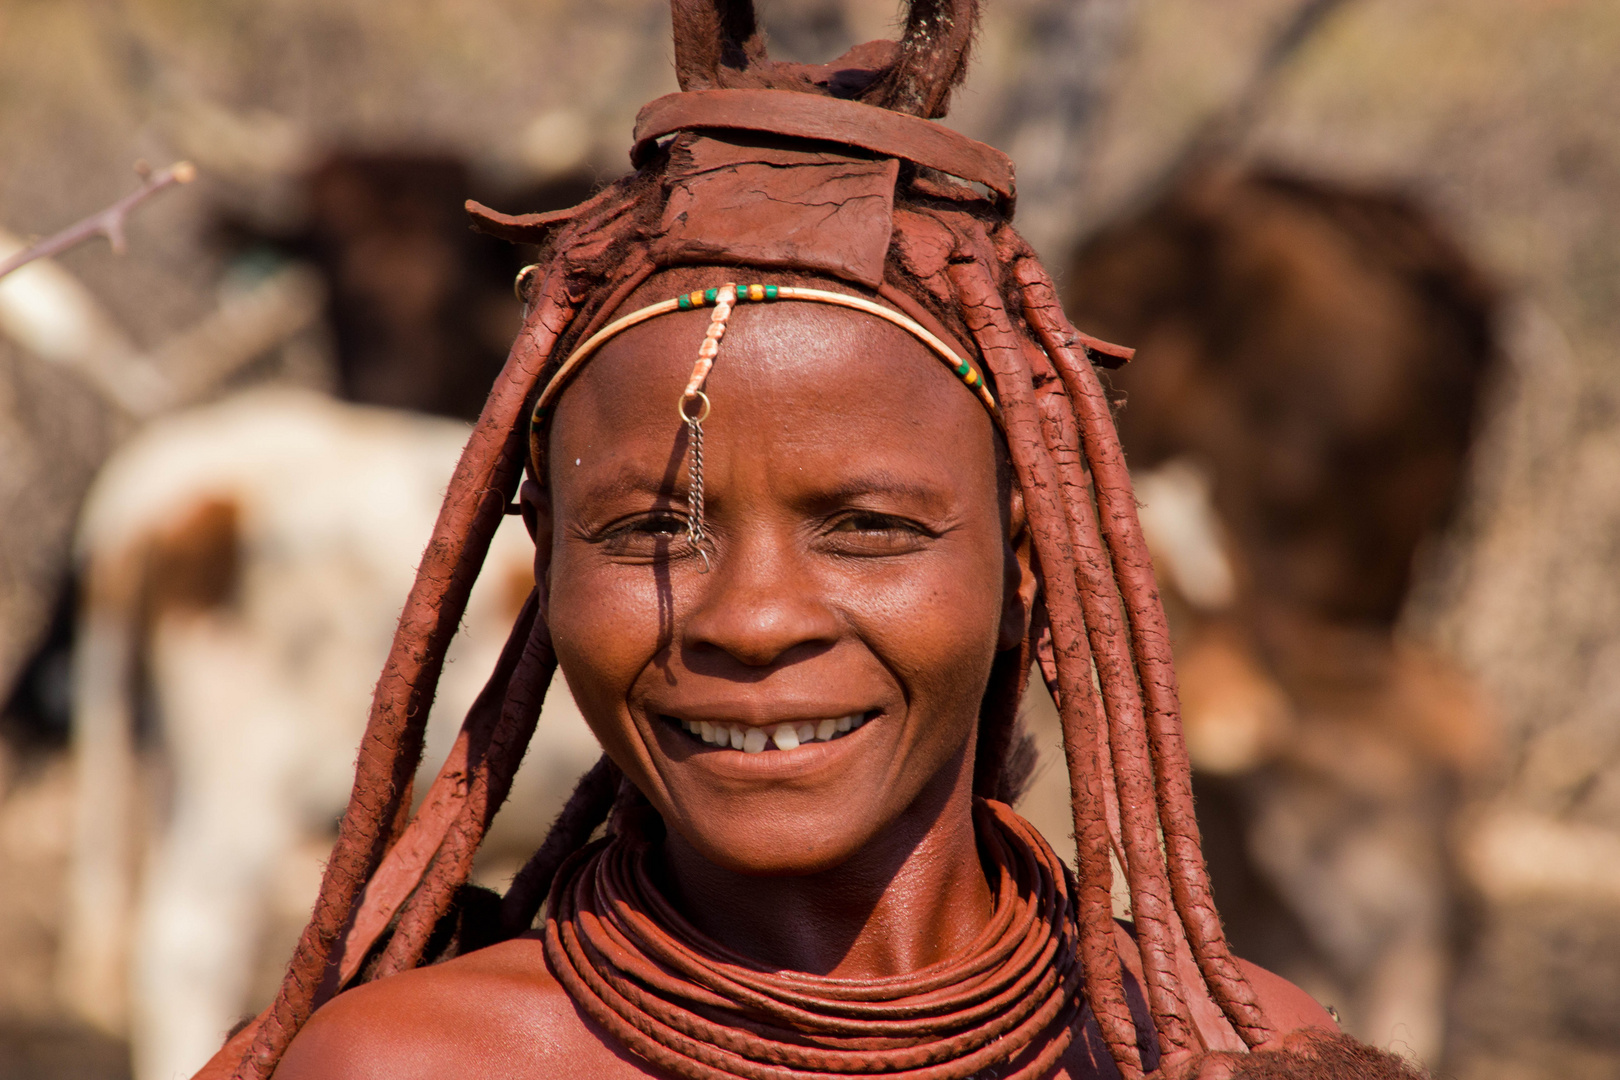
[{"x1": 543, "y1": 799, "x2": 1090, "y2": 1080}]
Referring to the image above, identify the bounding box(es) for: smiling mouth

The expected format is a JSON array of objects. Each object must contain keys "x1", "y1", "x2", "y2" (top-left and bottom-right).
[{"x1": 663, "y1": 713, "x2": 873, "y2": 753}]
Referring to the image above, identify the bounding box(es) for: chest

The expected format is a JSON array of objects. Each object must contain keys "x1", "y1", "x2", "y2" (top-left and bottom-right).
[{"x1": 465, "y1": 1002, "x2": 1132, "y2": 1080}]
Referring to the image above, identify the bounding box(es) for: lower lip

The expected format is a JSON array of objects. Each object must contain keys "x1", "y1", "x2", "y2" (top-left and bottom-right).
[{"x1": 652, "y1": 712, "x2": 880, "y2": 780}]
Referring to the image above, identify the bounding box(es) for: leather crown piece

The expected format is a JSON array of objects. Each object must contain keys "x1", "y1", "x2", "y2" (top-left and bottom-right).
[{"x1": 469, "y1": 88, "x2": 1017, "y2": 289}]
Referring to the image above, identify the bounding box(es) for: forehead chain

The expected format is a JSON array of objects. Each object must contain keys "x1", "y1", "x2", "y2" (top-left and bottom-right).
[{"x1": 528, "y1": 282, "x2": 1001, "y2": 570}]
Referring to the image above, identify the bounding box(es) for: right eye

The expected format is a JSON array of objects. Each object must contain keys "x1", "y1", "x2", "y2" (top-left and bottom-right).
[{"x1": 597, "y1": 512, "x2": 690, "y2": 559}]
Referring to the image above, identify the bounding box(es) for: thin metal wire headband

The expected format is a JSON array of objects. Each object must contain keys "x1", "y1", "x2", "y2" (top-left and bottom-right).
[{"x1": 527, "y1": 282, "x2": 1000, "y2": 570}]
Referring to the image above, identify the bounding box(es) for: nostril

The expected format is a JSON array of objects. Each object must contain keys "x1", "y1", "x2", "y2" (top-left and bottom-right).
[{"x1": 681, "y1": 599, "x2": 843, "y2": 670}]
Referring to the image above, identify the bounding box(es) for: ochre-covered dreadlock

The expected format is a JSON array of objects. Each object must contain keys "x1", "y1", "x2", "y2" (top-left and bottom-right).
[{"x1": 190, "y1": 3, "x2": 1403, "y2": 1079}]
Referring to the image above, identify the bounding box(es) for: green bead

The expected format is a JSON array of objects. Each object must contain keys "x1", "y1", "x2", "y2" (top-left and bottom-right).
[
  {"x1": 678, "y1": 295, "x2": 692, "y2": 311},
  {"x1": 704, "y1": 287, "x2": 718, "y2": 303},
  {"x1": 765, "y1": 285, "x2": 778, "y2": 300}
]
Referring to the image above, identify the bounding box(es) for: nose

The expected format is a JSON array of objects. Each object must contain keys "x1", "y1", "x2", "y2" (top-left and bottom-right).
[{"x1": 680, "y1": 532, "x2": 842, "y2": 669}]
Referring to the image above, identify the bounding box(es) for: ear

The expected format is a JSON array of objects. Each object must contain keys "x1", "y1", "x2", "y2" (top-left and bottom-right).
[
  {"x1": 520, "y1": 477, "x2": 554, "y2": 622},
  {"x1": 999, "y1": 484, "x2": 1038, "y2": 652}
]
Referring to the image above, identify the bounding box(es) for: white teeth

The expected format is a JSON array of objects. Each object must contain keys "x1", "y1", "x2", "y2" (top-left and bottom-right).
[{"x1": 679, "y1": 714, "x2": 872, "y2": 749}]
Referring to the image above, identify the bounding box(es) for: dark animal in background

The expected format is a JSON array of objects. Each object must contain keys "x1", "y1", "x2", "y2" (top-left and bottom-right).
[
  {"x1": 1064, "y1": 164, "x2": 1499, "y2": 1063},
  {"x1": 233, "y1": 153, "x2": 596, "y2": 421},
  {"x1": 1071, "y1": 165, "x2": 1494, "y2": 626}
]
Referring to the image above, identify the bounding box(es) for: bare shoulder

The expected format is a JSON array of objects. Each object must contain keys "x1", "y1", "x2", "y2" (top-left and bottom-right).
[
  {"x1": 1233, "y1": 956, "x2": 1339, "y2": 1035},
  {"x1": 274, "y1": 937, "x2": 651, "y2": 1080},
  {"x1": 1109, "y1": 920, "x2": 1337, "y2": 1054}
]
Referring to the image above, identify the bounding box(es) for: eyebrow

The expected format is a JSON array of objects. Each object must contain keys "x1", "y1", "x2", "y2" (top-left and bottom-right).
[
  {"x1": 570, "y1": 469, "x2": 683, "y2": 508},
  {"x1": 567, "y1": 467, "x2": 956, "y2": 508},
  {"x1": 797, "y1": 470, "x2": 958, "y2": 512}
]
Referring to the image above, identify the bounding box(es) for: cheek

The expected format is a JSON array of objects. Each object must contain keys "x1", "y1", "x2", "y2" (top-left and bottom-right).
[
  {"x1": 849, "y1": 539, "x2": 1007, "y2": 721},
  {"x1": 545, "y1": 546, "x2": 664, "y2": 735}
]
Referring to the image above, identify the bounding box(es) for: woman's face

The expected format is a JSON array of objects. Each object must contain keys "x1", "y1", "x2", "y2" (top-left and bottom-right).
[{"x1": 535, "y1": 285, "x2": 1031, "y2": 876}]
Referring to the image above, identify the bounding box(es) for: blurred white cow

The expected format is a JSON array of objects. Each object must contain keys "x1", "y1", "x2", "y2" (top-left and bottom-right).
[{"x1": 57, "y1": 386, "x2": 601, "y2": 1080}]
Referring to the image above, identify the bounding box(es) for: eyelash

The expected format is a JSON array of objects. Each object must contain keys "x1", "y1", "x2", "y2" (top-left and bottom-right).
[
  {"x1": 627, "y1": 512, "x2": 686, "y2": 536},
  {"x1": 817, "y1": 511, "x2": 940, "y2": 558},
  {"x1": 826, "y1": 511, "x2": 929, "y2": 538},
  {"x1": 591, "y1": 512, "x2": 692, "y2": 557}
]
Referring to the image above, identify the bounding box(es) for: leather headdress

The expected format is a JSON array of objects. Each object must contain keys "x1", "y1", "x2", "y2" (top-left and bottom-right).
[{"x1": 475, "y1": 87, "x2": 1016, "y2": 290}]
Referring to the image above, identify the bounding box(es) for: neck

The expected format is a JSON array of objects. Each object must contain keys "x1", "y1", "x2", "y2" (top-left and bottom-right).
[{"x1": 654, "y1": 746, "x2": 992, "y2": 979}]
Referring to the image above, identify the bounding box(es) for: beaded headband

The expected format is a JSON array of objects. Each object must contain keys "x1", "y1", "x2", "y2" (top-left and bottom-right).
[
  {"x1": 529, "y1": 283, "x2": 997, "y2": 421},
  {"x1": 528, "y1": 282, "x2": 1000, "y2": 569}
]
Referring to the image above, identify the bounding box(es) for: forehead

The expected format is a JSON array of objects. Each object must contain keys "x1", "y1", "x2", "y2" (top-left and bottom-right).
[{"x1": 546, "y1": 298, "x2": 997, "y2": 493}]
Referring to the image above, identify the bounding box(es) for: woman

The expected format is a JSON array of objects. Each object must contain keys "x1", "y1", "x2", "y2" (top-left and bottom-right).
[{"x1": 202, "y1": 3, "x2": 1427, "y2": 1077}]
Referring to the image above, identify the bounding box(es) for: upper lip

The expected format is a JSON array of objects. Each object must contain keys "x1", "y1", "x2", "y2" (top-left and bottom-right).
[{"x1": 652, "y1": 704, "x2": 874, "y2": 729}]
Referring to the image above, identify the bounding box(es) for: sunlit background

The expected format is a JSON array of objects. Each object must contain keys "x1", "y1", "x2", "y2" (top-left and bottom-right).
[{"x1": 2, "y1": 2, "x2": 1617, "y2": 1078}]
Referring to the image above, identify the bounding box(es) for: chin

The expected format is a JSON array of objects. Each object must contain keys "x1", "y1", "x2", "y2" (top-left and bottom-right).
[{"x1": 663, "y1": 796, "x2": 892, "y2": 878}]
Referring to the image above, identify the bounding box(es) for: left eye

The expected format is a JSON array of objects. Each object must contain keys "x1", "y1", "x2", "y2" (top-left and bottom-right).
[
  {"x1": 830, "y1": 512, "x2": 912, "y2": 534},
  {"x1": 821, "y1": 512, "x2": 931, "y2": 555}
]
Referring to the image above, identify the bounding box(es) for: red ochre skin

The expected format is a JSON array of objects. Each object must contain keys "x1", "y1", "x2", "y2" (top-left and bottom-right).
[{"x1": 276, "y1": 286, "x2": 1335, "y2": 1079}]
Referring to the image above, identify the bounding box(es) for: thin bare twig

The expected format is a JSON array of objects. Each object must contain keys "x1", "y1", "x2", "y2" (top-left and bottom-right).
[{"x1": 0, "y1": 160, "x2": 196, "y2": 281}]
